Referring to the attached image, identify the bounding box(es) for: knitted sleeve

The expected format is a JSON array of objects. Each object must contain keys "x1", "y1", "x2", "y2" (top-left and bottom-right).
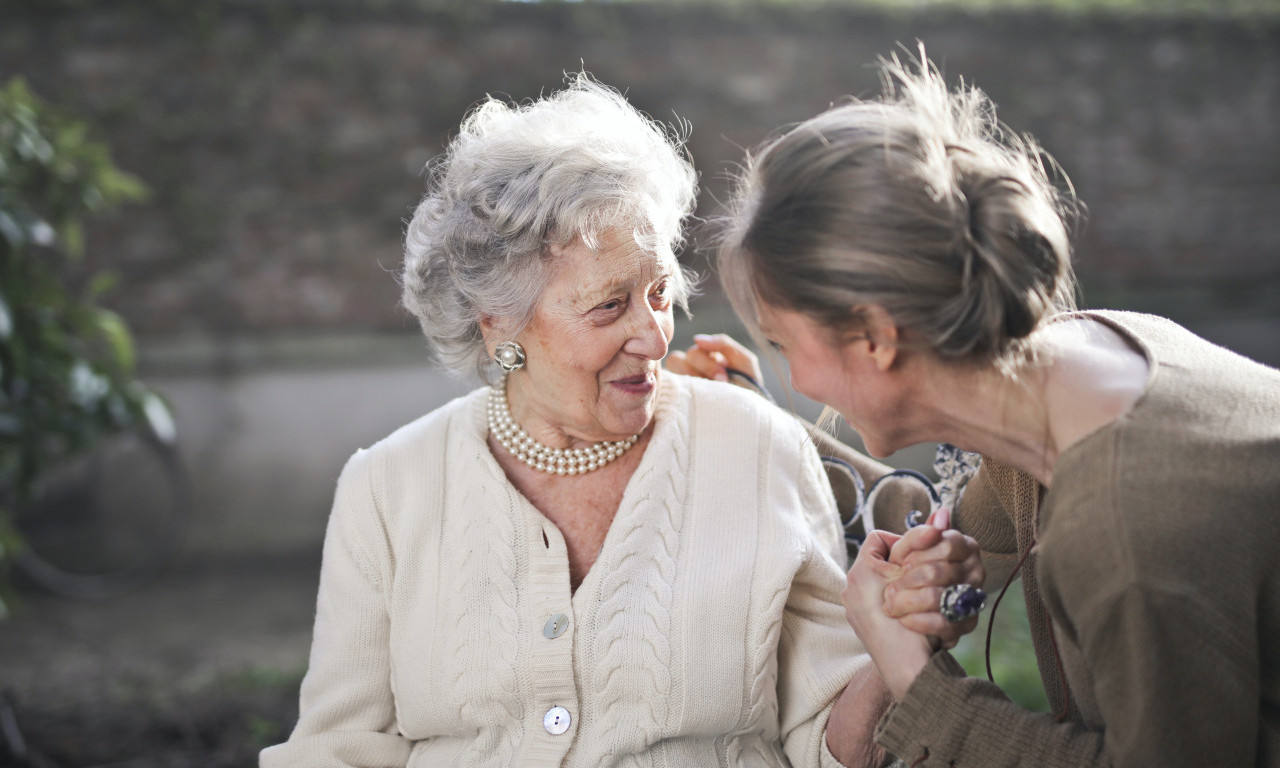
[
  {"x1": 876, "y1": 456, "x2": 1264, "y2": 766},
  {"x1": 778, "y1": 440, "x2": 875, "y2": 768},
  {"x1": 259, "y1": 450, "x2": 412, "y2": 768},
  {"x1": 798, "y1": 428, "x2": 852, "y2": 571},
  {"x1": 873, "y1": 454, "x2": 1114, "y2": 766},
  {"x1": 951, "y1": 460, "x2": 1021, "y2": 590},
  {"x1": 777, "y1": 541, "x2": 874, "y2": 768},
  {"x1": 877, "y1": 532, "x2": 1262, "y2": 768},
  {"x1": 874, "y1": 651, "x2": 1107, "y2": 767}
]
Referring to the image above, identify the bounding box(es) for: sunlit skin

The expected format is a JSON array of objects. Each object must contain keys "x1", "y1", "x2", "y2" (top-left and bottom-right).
[{"x1": 483, "y1": 227, "x2": 676, "y2": 450}]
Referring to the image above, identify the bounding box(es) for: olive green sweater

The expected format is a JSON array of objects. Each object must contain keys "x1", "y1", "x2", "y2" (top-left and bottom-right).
[{"x1": 876, "y1": 311, "x2": 1280, "y2": 766}]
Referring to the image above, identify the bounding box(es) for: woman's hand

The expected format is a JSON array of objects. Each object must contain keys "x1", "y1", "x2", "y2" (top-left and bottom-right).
[
  {"x1": 666, "y1": 333, "x2": 762, "y2": 386},
  {"x1": 843, "y1": 530, "x2": 934, "y2": 701},
  {"x1": 881, "y1": 508, "x2": 986, "y2": 649}
]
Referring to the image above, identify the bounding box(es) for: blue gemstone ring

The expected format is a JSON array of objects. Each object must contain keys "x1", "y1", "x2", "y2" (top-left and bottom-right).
[{"x1": 939, "y1": 583, "x2": 987, "y2": 623}]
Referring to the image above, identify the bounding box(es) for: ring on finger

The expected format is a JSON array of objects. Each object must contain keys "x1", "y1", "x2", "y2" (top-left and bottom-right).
[{"x1": 939, "y1": 583, "x2": 987, "y2": 623}]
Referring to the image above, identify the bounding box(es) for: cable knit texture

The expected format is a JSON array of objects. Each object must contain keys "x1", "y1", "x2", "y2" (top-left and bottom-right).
[
  {"x1": 875, "y1": 311, "x2": 1280, "y2": 767},
  {"x1": 260, "y1": 373, "x2": 867, "y2": 768}
]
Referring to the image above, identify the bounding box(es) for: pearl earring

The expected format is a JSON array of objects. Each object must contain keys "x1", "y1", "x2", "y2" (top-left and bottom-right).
[{"x1": 493, "y1": 341, "x2": 526, "y2": 372}]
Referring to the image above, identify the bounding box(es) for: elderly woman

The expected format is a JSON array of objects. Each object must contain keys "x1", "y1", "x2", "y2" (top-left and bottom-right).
[
  {"x1": 259, "y1": 75, "x2": 961, "y2": 768},
  {"x1": 710, "y1": 51, "x2": 1280, "y2": 767}
]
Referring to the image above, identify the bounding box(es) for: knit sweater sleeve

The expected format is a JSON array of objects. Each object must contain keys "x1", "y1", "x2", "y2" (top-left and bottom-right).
[
  {"x1": 872, "y1": 462, "x2": 1115, "y2": 767},
  {"x1": 779, "y1": 439, "x2": 875, "y2": 768},
  {"x1": 777, "y1": 539, "x2": 877, "y2": 768},
  {"x1": 951, "y1": 459, "x2": 1022, "y2": 590},
  {"x1": 874, "y1": 651, "x2": 1107, "y2": 767},
  {"x1": 259, "y1": 449, "x2": 412, "y2": 768},
  {"x1": 873, "y1": 458, "x2": 1115, "y2": 766},
  {"x1": 878, "y1": 486, "x2": 1266, "y2": 767},
  {"x1": 875, "y1": 406, "x2": 1267, "y2": 764}
]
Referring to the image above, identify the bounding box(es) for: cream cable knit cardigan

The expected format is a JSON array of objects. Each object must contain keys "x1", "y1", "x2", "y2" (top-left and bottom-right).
[{"x1": 260, "y1": 373, "x2": 869, "y2": 768}]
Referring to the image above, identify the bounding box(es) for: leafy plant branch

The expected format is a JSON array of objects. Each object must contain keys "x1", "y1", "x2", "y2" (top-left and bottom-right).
[{"x1": 0, "y1": 77, "x2": 173, "y2": 616}]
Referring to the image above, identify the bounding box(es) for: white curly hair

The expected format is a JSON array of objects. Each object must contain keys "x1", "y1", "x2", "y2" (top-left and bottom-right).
[{"x1": 401, "y1": 73, "x2": 699, "y2": 380}]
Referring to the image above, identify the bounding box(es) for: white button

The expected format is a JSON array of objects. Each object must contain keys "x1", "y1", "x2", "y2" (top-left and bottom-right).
[
  {"x1": 543, "y1": 613, "x2": 569, "y2": 639},
  {"x1": 543, "y1": 706, "x2": 571, "y2": 735}
]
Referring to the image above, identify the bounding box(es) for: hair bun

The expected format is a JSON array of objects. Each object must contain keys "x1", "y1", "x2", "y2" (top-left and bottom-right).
[
  {"x1": 940, "y1": 149, "x2": 1074, "y2": 359},
  {"x1": 718, "y1": 47, "x2": 1079, "y2": 367}
]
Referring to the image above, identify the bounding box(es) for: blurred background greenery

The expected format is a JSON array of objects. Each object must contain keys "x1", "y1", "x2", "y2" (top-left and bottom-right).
[
  {"x1": 0, "y1": 77, "x2": 177, "y2": 614},
  {"x1": 952, "y1": 583, "x2": 1052, "y2": 713}
]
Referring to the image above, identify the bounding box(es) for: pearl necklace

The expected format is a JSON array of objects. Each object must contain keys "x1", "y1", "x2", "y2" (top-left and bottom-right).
[{"x1": 487, "y1": 377, "x2": 639, "y2": 475}]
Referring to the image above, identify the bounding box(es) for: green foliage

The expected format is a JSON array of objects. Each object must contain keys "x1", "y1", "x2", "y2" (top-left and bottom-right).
[
  {"x1": 951, "y1": 579, "x2": 1052, "y2": 713},
  {"x1": 0, "y1": 77, "x2": 171, "y2": 615}
]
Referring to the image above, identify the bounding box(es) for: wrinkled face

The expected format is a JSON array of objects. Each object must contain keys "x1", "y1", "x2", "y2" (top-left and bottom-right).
[
  {"x1": 756, "y1": 302, "x2": 906, "y2": 459},
  {"x1": 496, "y1": 227, "x2": 676, "y2": 445}
]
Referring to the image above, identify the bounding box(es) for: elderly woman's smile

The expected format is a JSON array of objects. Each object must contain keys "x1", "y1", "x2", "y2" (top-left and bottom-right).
[
  {"x1": 609, "y1": 371, "x2": 657, "y2": 394},
  {"x1": 495, "y1": 226, "x2": 676, "y2": 450}
]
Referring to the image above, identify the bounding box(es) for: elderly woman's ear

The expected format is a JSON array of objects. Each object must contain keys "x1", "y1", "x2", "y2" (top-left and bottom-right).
[{"x1": 479, "y1": 315, "x2": 510, "y2": 355}]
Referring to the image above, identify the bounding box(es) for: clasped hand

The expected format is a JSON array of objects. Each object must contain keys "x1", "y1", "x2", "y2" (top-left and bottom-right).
[{"x1": 843, "y1": 508, "x2": 985, "y2": 699}]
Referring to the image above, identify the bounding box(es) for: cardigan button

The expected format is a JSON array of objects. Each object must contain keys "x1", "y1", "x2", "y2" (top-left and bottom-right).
[
  {"x1": 543, "y1": 706, "x2": 571, "y2": 735},
  {"x1": 543, "y1": 613, "x2": 569, "y2": 639}
]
